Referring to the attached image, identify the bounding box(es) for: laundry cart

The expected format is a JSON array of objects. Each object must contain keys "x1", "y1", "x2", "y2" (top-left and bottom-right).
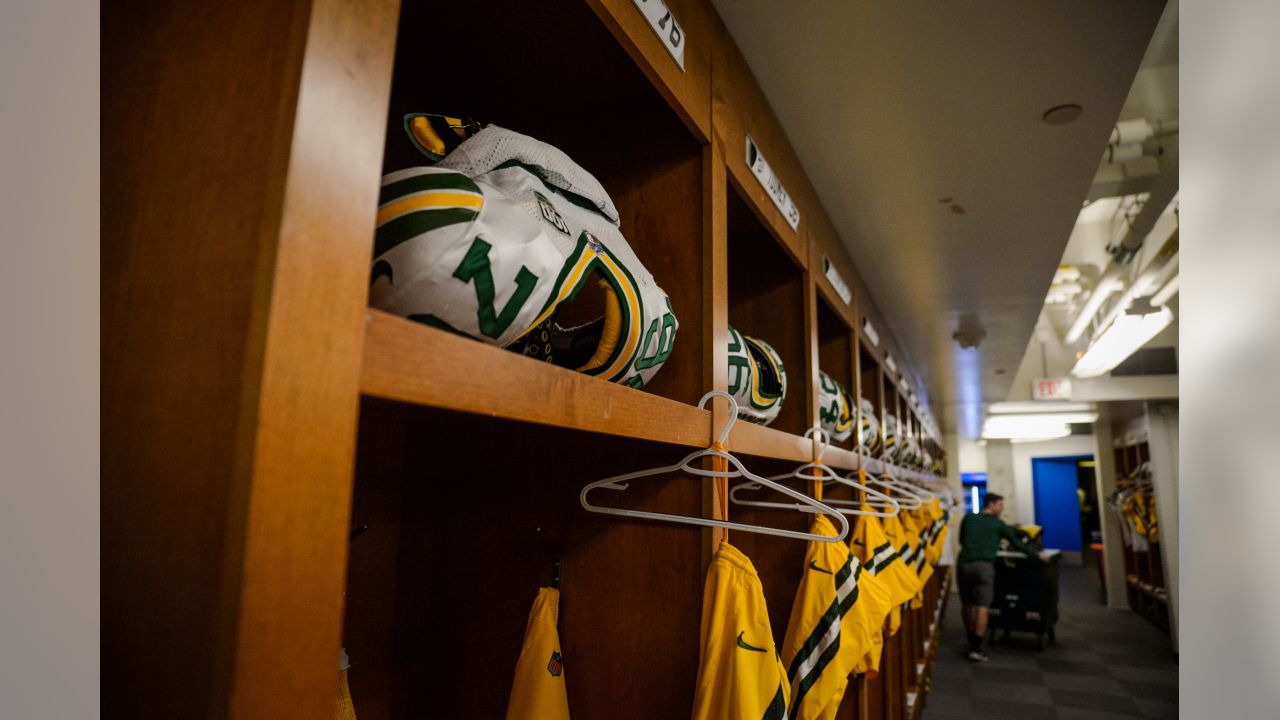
[{"x1": 987, "y1": 549, "x2": 1061, "y2": 651}]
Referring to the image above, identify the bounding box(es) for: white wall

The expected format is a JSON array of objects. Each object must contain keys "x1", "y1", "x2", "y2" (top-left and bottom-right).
[
  {"x1": 985, "y1": 440, "x2": 1016, "y2": 513},
  {"x1": 1009, "y1": 435, "x2": 1098, "y2": 525},
  {"x1": 1091, "y1": 408, "x2": 1129, "y2": 608},
  {"x1": 957, "y1": 438, "x2": 987, "y2": 475}
]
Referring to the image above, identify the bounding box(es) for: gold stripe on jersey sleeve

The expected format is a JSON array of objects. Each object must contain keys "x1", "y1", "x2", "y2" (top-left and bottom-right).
[
  {"x1": 590, "y1": 252, "x2": 642, "y2": 381},
  {"x1": 512, "y1": 247, "x2": 600, "y2": 343},
  {"x1": 576, "y1": 278, "x2": 622, "y2": 373},
  {"x1": 376, "y1": 191, "x2": 484, "y2": 226}
]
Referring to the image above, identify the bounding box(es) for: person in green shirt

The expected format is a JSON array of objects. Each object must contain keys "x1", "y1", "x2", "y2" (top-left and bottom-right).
[{"x1": 958, "y1": 492, "x2": 1046, "y2": 661}]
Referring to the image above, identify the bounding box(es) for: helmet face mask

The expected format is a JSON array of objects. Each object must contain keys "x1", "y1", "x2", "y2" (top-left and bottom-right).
[
  {"x1": 727, "y1": 325, "x2": 787, "y2": 426},
  {"x1": 370, "y1": 118, "x2": 677, "y2": 389}
]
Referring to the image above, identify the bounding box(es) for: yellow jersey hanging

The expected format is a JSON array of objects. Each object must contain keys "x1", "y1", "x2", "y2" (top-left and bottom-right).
[
  {"x1": 902, "y1": 509, "x2": 935, "y2": 603},
  {"x1": 780, "y1": 516, "x2": 876, "y2": 719},
  {"x1": 880, "y1": 511, "x2": 924, "y2": 599},
  {"x1": 506, "y1": 587, "x2": 570, "y2": 720},
  {"x1": 848, "y1": 509, "x2": 913, "y2": 674},
  {"x1": 923, "y1": 499, "x2": 948, "y2": 565},
  {"x1": 692, "y1": 542, "x2": 789, "y2": 720}
]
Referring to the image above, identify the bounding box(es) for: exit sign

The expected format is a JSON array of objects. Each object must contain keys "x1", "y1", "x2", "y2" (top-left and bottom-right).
[{"x1": 1033, "y1": 377, "x2": 1072, "y2": 401}]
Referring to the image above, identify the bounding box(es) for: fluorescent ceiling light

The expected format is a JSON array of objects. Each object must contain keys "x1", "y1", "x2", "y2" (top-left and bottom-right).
[
  {"x1": 988, "y1": 402, "x2": 1095, "y2": 415},
  {"x1": 981, "y1": 410, "x2": 1097, "y2": 441},
  {"x1": 1009, "y1": 431, "x2": 1072, "y2": 443},
  {"x1": 985, "y1": 413, "x2": 1098, "y2": 427},
  {"x1": 1071, "y1": 303, "x2": 1174, "y2": 378}
]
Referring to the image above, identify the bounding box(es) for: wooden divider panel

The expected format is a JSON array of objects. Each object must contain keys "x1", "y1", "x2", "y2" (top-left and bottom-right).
[{"x1": 103, "y1": 0, "x2": 398, "y2": 716}]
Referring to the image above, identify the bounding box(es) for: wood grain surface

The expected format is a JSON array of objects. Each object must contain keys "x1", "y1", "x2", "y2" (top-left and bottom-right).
[{"x1": 102, "y1": 0, "x2": 398, "y2": 717}]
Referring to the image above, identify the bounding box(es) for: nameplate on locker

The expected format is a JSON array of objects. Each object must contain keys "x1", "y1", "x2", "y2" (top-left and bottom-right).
[
  {"x1": 745, "y1": 135, "x2": 801, "y2": 230},
  {"x1": 822, "y1": 254, "x2": 852, "y2": 305},
  {"x1": 632, "y1": 0, "x2": 686, "y2": 70},
  {"x1": 862, "y1": 317, "x2": 880, "y2": 347}
]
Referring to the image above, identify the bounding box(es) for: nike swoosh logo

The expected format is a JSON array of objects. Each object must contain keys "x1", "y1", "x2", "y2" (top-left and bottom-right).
[
  {"x1": 736, "y1": 631, "x2": 767, "y2": 653},
  {"x1": 808, "y1": 560, "x2": 833, "y2": 575}
]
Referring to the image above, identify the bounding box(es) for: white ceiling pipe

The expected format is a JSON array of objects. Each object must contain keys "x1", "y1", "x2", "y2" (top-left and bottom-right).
[
  {"x1": 1108, "y1": 118, "x2": 1179, "y2": 146},
  {"x1": 1103, "y1": 142, "x2": 1149, "y2": 164},
  {"x1": 1069, "y1": 133, "x2": 1178, "y2": 344},
  {"x1": 1065, "y1": 264, "x2": 1125, "y2": 344},
  {"x1": 1151, "y1": 275, "x2": 1179, "y2": 306},
  {"x1": 1067, "y1": 193, "x2": 1177, "y2": 347},
  {"x1": 1093, "y1": 234, "x2": 1179, "y2": 336},
  {"x1": 1091, "y1": 157, "x2": 1162, "y2": 193},
  {"x1": 1101, "y1": 132, "x2": 1176, "y2": 165},
  {"x1": 1108, "y1": 141, "x2": 1178, "y2": 262}
]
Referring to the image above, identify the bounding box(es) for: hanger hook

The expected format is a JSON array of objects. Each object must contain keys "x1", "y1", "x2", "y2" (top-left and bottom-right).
[
  {"x1": 803, "y1": 426, "x2": 831, "y2": 462},
  {"x1": 698, "y1": 390, "x2": 739, "y2": 446}
]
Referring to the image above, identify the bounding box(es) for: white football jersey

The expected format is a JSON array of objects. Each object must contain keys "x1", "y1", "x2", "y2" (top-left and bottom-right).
[
  {"x1": 817, "y1": 370, "x2": 854, "y2": 443},
  {"x1": 370, "y1": 121, "x2": 677, "y2": 388},
  {"x1": 727, "y1": 325, "x2": 787, "y2": 426}
]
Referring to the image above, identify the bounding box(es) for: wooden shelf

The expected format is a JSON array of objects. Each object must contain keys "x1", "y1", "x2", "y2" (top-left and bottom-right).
[
  {"x1": 727, "y1": 421, "x2": 813, "y2": 463},
  {"x1": 361, "y1": 310, "x2": 710, "y2": 448},
  {"x1": 363, "y1": 311, "x2": 950, "y2": 482}
]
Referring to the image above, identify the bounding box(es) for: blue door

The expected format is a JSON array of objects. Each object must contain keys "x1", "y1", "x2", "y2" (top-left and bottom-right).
[{"x1": 1031, "y1": 456, "x2": 1089, "y2": 552}]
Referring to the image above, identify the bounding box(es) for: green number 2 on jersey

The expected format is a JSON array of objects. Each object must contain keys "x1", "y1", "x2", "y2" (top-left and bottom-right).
[{"x1": 453, "y1": 236, "x2": 537, "y2": 339}]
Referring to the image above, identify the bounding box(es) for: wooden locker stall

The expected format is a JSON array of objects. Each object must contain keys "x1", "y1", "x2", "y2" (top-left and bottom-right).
[
  {"x1": 1111, "y1": 419, "x2": 1169, "y2": 634},
  {"x1": 105, "y1": 0, "x2": 951, "y2": 717},
  {"x1": 352, "y1": 2, "x2": 721, "y2": 716},
  {"x1": 815, "y1": 284, "x2": 856, "y2": 453}
]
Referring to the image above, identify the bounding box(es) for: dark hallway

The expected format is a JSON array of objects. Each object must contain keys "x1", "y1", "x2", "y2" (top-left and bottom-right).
[{"x1": 922, "y1": 564, "x2": 1178, "y2": 719}]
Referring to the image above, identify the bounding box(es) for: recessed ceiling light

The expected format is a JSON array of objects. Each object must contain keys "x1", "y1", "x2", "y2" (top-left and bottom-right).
[{"x1": 1043, "y1": 104, "x2": 1084, "y2": 125}]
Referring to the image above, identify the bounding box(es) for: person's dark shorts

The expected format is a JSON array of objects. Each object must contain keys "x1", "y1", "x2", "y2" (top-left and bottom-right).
[{"x1": 958, "y1": 561, "x2": 996, "y2": 607}]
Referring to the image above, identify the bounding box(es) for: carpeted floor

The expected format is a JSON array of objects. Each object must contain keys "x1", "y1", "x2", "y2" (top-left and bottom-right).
[{"x1": 922, "y1": 561, "x2": 1178, "y2": 719}]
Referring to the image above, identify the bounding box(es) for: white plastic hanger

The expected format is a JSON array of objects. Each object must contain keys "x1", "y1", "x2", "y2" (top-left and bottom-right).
[
  {"x1": 728, "y1": 427, "x2": 838, "y2": 507},
  {"x1": 883, "y1": 457, "x2": 939, "y2": 501},
  {"x1": 730, "y1": 427, "x2": 901, "y2": 518},
  {"x1": 815, "y1": 468, "x2": 902, "y2": 518},
  {"x1": 580, "y1": 391, "x2": 850, "y2": 543},
  {"x1": 860, "y1": 471, "x2": 925, "y2": 509}
]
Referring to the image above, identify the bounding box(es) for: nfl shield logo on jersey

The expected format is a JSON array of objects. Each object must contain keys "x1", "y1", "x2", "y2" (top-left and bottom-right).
[{"x1": 547, "y1": 650, "x2": 564, "y2": 677}]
